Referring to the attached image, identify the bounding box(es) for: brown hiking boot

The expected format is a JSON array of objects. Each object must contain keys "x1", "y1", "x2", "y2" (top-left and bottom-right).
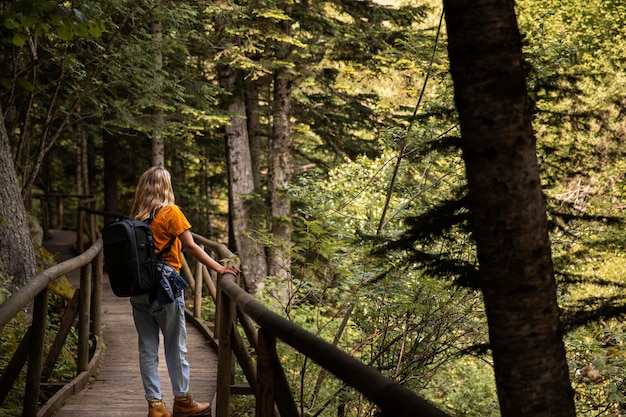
[
  {"x1": 148, "y1": 399, "x2": 172, "y2": 417},
  {"x1": 173, "y1": 392, "x2": 211, "y2": 417}
]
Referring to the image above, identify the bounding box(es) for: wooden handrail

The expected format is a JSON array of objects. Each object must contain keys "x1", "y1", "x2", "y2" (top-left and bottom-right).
[
  {"x1": 1, "y1": 217, "x2": 450, "y2": 417},
  {"x1": 219, "y1": 275, "x2": 449, "y2": 417},
  {"x1": 190, "y1": 233, "x2": 450, "y2": 417},
  {"x1": 0, "y1": 240, "x2": 102, "y2": 332},
  {"x1": 0, "y1": 237, "x2": 103, "y2": 417}
]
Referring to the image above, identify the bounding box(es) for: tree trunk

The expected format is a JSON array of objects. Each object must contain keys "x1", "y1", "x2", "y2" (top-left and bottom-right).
[
  {"x1": 219, "y1": 66, "x2": 268, "y2": 292},
  {"x1": 442, "y1": 1, "x2": 575, "y2": 417},
  {"x1": 245, "y1": 78, "x2": 265, "y2": 190},
  {"x1": 103, "y1": 132, "x2": 120, "y2": 221},
  {"x1": 268, "y1": 71, "x2": 292, "y2": 303},
  {"x1": 76, "y1": 126, "x2": 89, "y2": 196},
  {"x1": 151, "y1": 18, "x2": 165, "y2": 167},
  {"x1": 0, "y1": 102, "x2": 37, "y2": 294}
]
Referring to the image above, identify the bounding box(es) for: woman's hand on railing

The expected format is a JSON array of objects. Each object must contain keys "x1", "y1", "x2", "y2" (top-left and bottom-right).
[{"x1": 221, "y1": 263, "x2": 240, "y2": 275}]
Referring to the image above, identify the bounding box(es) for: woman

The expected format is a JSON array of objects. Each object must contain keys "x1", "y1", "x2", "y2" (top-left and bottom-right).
[{"x1": 130, "y1": 166, "x2": 239, "y2": 417}]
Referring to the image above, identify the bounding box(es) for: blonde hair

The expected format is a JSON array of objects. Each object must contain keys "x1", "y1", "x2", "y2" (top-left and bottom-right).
[{"x1": 130, "y1": 166, "x2": 176, "y2": 221}]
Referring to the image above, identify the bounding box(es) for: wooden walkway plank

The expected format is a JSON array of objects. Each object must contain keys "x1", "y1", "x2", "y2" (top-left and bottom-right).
[{"x1": 44, "y1": 230, "x2": 218, "y2": 417}]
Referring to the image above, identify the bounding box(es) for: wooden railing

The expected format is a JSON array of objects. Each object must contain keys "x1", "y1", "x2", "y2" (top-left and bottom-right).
[
  {"x1": 0, "y1": 206, "x2": 451, "y2": 417},
  {"x1": 0, "y1": 239, "x2": 103, "y2": 417},
  {"x1": 0, "y1": 201, "x2": 104, "y2": 417},
  {"x1": 188, "y1": 234, "x2": 451, "y2": 417}
]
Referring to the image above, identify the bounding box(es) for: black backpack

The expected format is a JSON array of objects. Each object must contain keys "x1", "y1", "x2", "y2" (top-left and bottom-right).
[{"x1": 102, "y1": 217, "x2": 173, "y2": 297}]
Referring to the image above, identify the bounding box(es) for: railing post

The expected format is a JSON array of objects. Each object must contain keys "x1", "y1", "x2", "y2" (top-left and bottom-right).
[
  {"x1": 91, "y1": 249, "x2": 104, "y2": 340},
  {"x1": 214, "y1": 271, "x2": 222, "y2": 343},
  {"x1": 194, "y1": 248, "x2": 203, "y2": 319},
  {"x1": 23, "y1": 287, "x2": 49, "y2": 417},
  {"x1": 215, "y1": 275, "x2": 236, "y2": 417},
  {"x1": 256, "y1": 328, "x2": 277, "y2": 417},
  {"x1": 78, "y1": 262, "x2": 92, "y2": 373},
  {"x1": 42, "y1": 291, "x2": 80, "y2": 382}
]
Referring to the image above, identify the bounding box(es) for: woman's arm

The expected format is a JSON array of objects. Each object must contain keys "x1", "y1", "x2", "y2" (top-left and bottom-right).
[{"x1": 178, "y1": 230, "x2": 240, "y2": 275}]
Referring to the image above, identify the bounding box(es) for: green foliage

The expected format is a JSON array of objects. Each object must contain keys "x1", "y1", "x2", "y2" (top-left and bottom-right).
[
  {"x1": 5, "y1": 0, "x2": 626, "y2": 414},
  {"x1": 0, "y1": 313, "x2": 30, "y2": 416},
  {"x1": 280, "y1": 127, "x2": 489, "y2": 413},
  {"x1": 567, "y1": 321, "x2": 626, "y2": 415},
  {"x1": 0, "y1": 0, "x2": 104, "y2": 47},
  {"x1": 423, "y1": 355, "x2": 499, "y2": 417},
  {"x1": 284, "y1": 0, "x2": 626, "y2": 414}
]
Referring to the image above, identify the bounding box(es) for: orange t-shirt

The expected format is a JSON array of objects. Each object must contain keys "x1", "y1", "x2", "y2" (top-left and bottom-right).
[{"x1": 150, "y1": 205, "x2": 191, "y2": 272}]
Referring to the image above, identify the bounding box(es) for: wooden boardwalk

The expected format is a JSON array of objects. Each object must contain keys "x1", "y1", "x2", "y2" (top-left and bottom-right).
[{"x1": 43, "y1": 230, "x2": 218, "y2": 417}]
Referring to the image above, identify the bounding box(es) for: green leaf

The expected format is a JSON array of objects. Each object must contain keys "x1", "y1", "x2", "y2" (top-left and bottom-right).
[
  {"x1": 4, "y1": 17, "x2": 20, "y2": 30},
  {"x1": 88, "y1": 23, "x2": 103, "y2": 38},
  {"x1": 58, "y1": 24, "x2": 72, "y2": 41},
  {"x1": 11, "y1": 32, "x2": 28, "y2": 47},
  {"x1": 257, "y1": 9, "x2": 291, "y2": 21},
  {"x1": 21, "y1": 16, "x2": 38, "y2": 27},
  {"x1": 17, "y1": 77, "x2": 34, "y2": 92},
  {"x1": 0, "y1": 78, "x2": 12, "y2": 89}
]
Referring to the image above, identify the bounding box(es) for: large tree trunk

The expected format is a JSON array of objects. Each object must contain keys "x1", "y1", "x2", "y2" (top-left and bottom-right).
[
  {"x1": 245, "y1": 78, "x2": 264, "y2": 190},
  {"x1": 0, "y1": 102, "x2": 37, "y2": 294},
  {"x1": 268, "y1": 71, "x2": 292, "y2": 303},
  {"x1": 76, "y1": 127, "x2": 89, "y2": 196},
  {"x1": 103, "y1": 132, "x2": 119, "y2": 222},
  {"x1": 151, "y1": 18, "x2": 165, "y2": 167},
  {"x1": 442, "y1": 1, "x2": 575, "y2": 417},
  {"x1": 219, "y1": 66, "x2": 268, "y2": 292}
]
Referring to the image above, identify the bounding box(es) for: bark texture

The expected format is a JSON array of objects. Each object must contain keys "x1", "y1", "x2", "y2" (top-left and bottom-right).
[
  {"x1": 151, "y1": 18, "x2": 165, "y2": 167},
  {"x1": 442, "y1": 1, "x2": 575, "y2": 416},
  {"x1": 0, "y1": 103, "x2": 37, "y2": 293},
  {"x1": 220, "y1": 66, "x2": 268, "y2": 292},
  {"x1": 269, "y1": 72, "x2": 292, "y2": 302}
]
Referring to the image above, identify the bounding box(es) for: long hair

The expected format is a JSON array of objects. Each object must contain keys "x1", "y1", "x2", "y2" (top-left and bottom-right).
[{"x1": 130, "y1": 166, "x2": 176, "y2": 221}]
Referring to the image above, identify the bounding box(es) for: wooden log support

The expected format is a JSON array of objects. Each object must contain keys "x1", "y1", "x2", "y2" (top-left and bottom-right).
[
  {"x1": 215, "y1": 274, "x2": 236, "y2": 417},
  {"x1": 256, "y1": 328, "x2": 277, "y2": 417},
  {"x1": 231, "y1": 321, "x2": 257, "y2": 393},
  {"x1": 236, "y1": 307, "x2": 299, "y2": 417},
  {"x1": 24, "y1": 287, "x2": 49, "y2": 417},
  {"x1": 77, "y1": 263, "x2": 92, "y2": 373},
  {"x1": 214, "y1": 270, "x2": 223, "y2": 342},
  {"x1": 273, "y1": 360, "x2": 299, "y2": 417},
  {"x1": 194, "y1": 247, "x2": 203, "y2": 319},
  {"x1": 91, "y1": 250, "x2": 104, "y2": 340},
  {"x1": 42, "y1": 290, "x2": 80, "y2": 382},
  {"x1": 181, "y1": 256, "x2": 196, "y2": 293},
  {"x1": 201, "y1": 265, "x2": 217, "y2": 301}
]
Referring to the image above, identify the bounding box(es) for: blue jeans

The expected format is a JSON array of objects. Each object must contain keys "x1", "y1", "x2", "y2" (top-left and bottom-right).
[{"x1": 130, "y1": 293, "x2": 189, "y2": 401}]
